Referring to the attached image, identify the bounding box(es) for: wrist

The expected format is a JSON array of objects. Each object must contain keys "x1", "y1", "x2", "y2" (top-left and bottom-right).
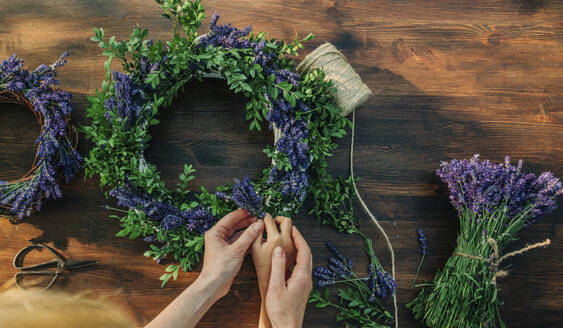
[
  {"x1": 193, "y1": 273, "x2": 227, "y2": 303},
  {"x1": 259, "y1": 302, "x2": 273, "y2": 328}
]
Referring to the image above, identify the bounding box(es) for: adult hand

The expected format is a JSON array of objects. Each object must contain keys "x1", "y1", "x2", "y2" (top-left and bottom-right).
[
  {"x1": 251, "y1": 213, "x2": 297, "y2": 297},
  {"x1": 199, "y1": 208, "x2": 264, "y2": 300},
  {"x1": 265, "y1": 226, "x2": 313, "y2": 328},
  {"x1": 145, "y1": 209, "x2": 264, "y2": 328}
]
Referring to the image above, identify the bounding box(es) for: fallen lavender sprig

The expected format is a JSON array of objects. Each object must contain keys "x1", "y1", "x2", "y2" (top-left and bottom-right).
[
  {"x1": 310, "y1": 240, "x2": 394, "y2": 327},
  {"x1": 411, "y1": 227, "x2": 428, "y2": 287}
]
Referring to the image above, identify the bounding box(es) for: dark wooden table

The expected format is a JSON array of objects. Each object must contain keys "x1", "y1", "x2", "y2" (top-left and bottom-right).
[{"x1": 1, "y1": 1, "x2": 562, "y2": 327}]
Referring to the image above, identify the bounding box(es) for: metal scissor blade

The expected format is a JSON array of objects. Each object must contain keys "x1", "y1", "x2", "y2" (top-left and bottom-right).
[{"x1": 64, "y1": 260, "x2": 98, "y2": 270}]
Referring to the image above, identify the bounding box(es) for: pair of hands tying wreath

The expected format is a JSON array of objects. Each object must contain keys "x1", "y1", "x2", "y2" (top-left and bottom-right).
[{"x1": 145, "y1": 209, "x2": 312, "y2": 328}]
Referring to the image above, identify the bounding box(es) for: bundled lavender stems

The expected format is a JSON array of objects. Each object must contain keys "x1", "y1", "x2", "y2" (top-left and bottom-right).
[
  {"x1": 0, "y1": 54, "x2": 82, "y2": 219},
  {"x1": 408, "y1": 155, "x2": 562, "y2": 328},
  {"x1": 216, "y1": 177, "x2": 265, "y2": 218}
]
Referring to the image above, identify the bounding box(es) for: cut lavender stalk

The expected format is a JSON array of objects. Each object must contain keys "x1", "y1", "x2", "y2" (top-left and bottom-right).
[{"x1": 411, "y1": 227, "x2": 428, "y2": 287}]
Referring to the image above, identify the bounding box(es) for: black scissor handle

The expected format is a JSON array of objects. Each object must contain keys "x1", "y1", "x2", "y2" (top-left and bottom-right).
[{"x1": 13, "y1": 244, "x2": 65, "y2": 270}]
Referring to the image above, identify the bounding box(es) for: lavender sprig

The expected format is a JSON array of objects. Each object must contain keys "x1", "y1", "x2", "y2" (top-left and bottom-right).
[
  {"x1": 109, "y1": 187, "x2": 217, "y2": 234},
  {"x1": 230, "y1": 177, "x2": 265, "y2": 218},
  {"x1": 311, "y1": 240, "x2": 394, "y2": 327},
  {"x1": 411, "y1": 227, "x2": 428, "y2": 287}
]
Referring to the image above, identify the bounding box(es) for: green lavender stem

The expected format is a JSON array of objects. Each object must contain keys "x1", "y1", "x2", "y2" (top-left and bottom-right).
[{"x1": 411, "y1": 254, "x2": 425, "y2": 288}]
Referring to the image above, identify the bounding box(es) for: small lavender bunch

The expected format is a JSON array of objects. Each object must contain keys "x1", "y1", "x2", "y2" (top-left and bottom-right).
[
  {"x1": 309, "y1": 241, "x2": 394, "y2": 327},
  {"x1": 0, "y1": 54, "x2": 82, "y2": 219},
  {"x1": 216, "y1": 176, "x2": 265, "y2": 218},
  {"x1": 408, "y1": 155, "x2": 562, "y2": 328}
]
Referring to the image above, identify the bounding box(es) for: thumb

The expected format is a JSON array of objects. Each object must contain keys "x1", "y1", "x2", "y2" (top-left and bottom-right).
[
  {"x1": 232, "y1": 220, "x2": 263, "y2": 253},
  {"x1": 269, "y1": 247, "x2": 286, "y2": 290}
]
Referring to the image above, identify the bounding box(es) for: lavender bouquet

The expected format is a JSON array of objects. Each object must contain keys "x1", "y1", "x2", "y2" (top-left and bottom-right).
[{"x1": 408, "y1": 155, "x2": 561, "y2": 328}]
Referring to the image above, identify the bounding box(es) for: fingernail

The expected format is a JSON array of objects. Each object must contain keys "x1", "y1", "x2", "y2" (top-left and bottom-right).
[
  {"x1": 252, "y1": 220, "x2": 263, "y2": 231},
  {"x1": 274, "y1": 246, "x2": 283, "y2": 258}
]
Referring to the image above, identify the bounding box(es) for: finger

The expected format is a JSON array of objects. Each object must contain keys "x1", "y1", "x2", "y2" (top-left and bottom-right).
[
  {"x1": 228, "y1": 216, "x2": 257, "y2": 237},
  {"x1": 268, "y1": 246, "x2": 287, "y2": 291},
  {"x1": 251, "y1": 220, "x2": 265, "y2": 252},
  {"x1": 231, "y1": 220, "x2": 264, "y2": 253},
  {"x1": 263, "y1": 213, "x2": 279, "y2": 238},
  {"x1": 274, "y1": 216, "x2": 292, "y2": 238},
  {"x1": 215, "y1": 209, "x2": 252, "y2": 232},
  {"x1": 291, "y1": 226, "x2": 312, "y2": 275},
  {"x1": 228, "y1": 230, "x2": 244, "y2": 244}
]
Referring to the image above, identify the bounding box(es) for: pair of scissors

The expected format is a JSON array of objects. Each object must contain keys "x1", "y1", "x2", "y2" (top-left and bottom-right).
[{"x1": 13, "y1": 243, "x2": 98, "y2": 291}]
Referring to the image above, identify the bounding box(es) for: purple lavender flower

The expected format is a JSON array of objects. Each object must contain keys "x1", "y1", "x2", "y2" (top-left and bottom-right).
[
  {"x1": 437, "y1": 154, "x2": 562, "y2": 222},
  {"x1": 162, "y1": 214, "x2": 183, "y2": 230},
  {"x1": 183, "y1": 205, "x2": 217, "y2": 233},
  {"x1": 313, "y1": 266, "x2": 337, "y2": 287},
  {"x1": 231, "y1": 177, "x2": 265, "y2": 218},
  {"x1": 215, "y1": 191, "x2": 228, "y2": 200},
  {"x1": 143, "y1": 235, "x2": 157, "y2": 242},
  {"x1": 109, "y1": 187, "x2": 217, "y2": 234},
  {"x1": 314, "y1": 241, "x2": 354, "y2": 288},
  {"x1": 369, "y1": 264, "x2": 397, "y2": 300},
  {"x1": 417, "y1": 227, "x2": 428, "y2": 255},
  {"x1": 198, "y1": 13, "x2": 252, "y2": 50},
  {"x1": 326, "y1": 240, "x2": 350, "y2": 265},
  {"x1": 104, "y1": 71, "x2": 146, "y2": 126}
]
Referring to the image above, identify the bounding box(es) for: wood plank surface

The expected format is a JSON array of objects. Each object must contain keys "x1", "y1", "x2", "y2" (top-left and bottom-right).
[{"x1": 1, "y1": 1, "x2": 562, "y2": 327}]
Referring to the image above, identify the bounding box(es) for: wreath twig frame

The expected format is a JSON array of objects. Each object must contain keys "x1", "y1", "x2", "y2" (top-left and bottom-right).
[{"x1": 0, "y1": 55, "x2": 82, "y2": 220}]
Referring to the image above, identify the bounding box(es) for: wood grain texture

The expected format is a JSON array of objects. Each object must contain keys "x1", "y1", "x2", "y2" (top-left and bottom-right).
[{"x1": 0, "y1": 0, "x2": 562, "y2": 327}]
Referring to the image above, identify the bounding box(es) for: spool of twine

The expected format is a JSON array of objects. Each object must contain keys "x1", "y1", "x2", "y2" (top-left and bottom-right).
[{"x1": 296, "y1": 42, "x2": 373, "y2": 117}]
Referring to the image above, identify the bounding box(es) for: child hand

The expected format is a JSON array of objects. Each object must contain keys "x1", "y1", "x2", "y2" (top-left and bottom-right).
[
  {"x1": 251, "y1": 213, "x2": 297, "y2": 328},
  {"x1": 251, "y1": 213, "x2": 297, "y2": 295}
]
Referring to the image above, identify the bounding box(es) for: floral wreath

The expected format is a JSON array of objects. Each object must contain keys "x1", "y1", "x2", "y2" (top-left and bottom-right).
[
  {"x1": 84, "y1": 0, "x2": 356, "y2": 284},
  {"x1": 0, "y1": 54, "x2": 82, "y2": 220}
]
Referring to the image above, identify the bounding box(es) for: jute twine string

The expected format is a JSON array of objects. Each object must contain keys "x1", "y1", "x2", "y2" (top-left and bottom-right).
[
  {"x1": 298, "y1": 43, "x2": 397, "y2": 328},
  {"x1": 454, "y1": 238, "x2": 551, "y2": 285},
  {"x1": 296, "y1": 43, "x2": 373, "y2": 117}
]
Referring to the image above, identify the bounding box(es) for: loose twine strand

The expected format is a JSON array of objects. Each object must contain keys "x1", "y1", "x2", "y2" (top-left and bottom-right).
[
  {"x1": 454, "y1": 238, "x2": 551, "y2": 284},
  {"x1": 350, "y1": 111, "x2": 398, "y2": 328},
  {"x1": 297, "y1": 43, "x2": 398, "y2": 328}
]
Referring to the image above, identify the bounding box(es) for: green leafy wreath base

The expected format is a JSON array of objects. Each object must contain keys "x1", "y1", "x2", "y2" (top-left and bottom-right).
[{"x1": 83, "y1": 0, "x2": 361, "y2": 285}]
